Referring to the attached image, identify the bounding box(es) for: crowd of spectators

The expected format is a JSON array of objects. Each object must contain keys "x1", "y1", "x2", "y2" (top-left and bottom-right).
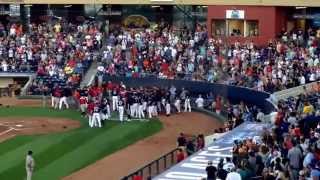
[
  {"x1": 0, "y1": 20, "x2": 104, "y2": 95},
  {"x1": 95, "y1": 24, "x2": 320, "y2": 93},
  {"x1": 225, "y1": 29, "x2": 320, "y2": 92},
  {"x1": 203, "y1": 84, "x2": 320, "y2": 180},
  {"x1": 0, "y1": 19, "x2": 318, "y2": 95}
]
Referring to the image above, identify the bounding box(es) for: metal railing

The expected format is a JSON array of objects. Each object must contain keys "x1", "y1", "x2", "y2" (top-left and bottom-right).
[{"x1": 122, "y1": 148, "x2": 179, "y2": 180}]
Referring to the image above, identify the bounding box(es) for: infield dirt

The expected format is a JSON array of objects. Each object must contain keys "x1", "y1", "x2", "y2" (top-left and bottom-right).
[{"x1": 0, "y1": 117, "x2": 81, "y2": 142}]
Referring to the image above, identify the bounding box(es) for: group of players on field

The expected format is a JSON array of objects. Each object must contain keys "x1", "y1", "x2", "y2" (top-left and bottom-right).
[{"x1": 51, "y1": 82, "x2": 193, "y2": 128}]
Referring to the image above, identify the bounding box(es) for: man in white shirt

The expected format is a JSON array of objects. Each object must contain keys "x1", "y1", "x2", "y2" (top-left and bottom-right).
[
  {"x1": 1, "y1": 60, "x2": 8, "y2": 72},
  {"x1": 300, "y1": 75, "x2": 306, "y2": 85},
  {"x1": 195, "y1": 94, "x2": 204, "y2": 108},
  {"x1": 223, "y1": 157, "x2": 235, "y2": 172},
  {"x1": 26, "y1": 150, "x2": 35, "y2": 180},
  {"x1": 256, "y1": 109, "x2": 265, "y2": 122},
  {"x1": 226, "y1": 169, "x2": 241, "y2": 180},
  {"x1": 287, "y1": 112, "x2": 297, "y2": 124}
]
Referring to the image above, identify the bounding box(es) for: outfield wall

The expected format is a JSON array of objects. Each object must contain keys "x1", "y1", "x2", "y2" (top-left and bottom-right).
[{"x1": 101, "y1": 76, "x2": 276, "y2": 113}]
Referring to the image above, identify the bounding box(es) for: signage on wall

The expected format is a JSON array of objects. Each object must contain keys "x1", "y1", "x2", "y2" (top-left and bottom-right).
[
  {"x1": 293, "y1": 13, "x2": 320, "y2": 19},
  {"x1": 98, "y1": 7, "x2": 121, "y2": 16},
  {"x1": 9, "y1": 4, "x2": 20, "y2": 17},
  {"x1": 226, "y1": 10, "x2": 245, "y2": 19}
]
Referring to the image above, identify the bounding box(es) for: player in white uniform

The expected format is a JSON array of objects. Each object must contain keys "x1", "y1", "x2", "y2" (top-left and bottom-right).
[
  {"x1": 92, "y1": 105, "x2": 102, "y2": 128},
  {"x1": 165, "y1": 100, "x2": 171, "y2": 116},
  {"x1": 132, "y1": 96, "x2": 139, "y2": 118},
  {"x1": 112, "y1": 90, "x2": 118, "y2": 111},
  {"x1": 152, "y1": 101, "x2": 158, "y2": 117},
  {"x1": 174, "y1": 97, "x2": 181, "y2": 113},
  {"x1": 138, "y1": 101, "x2": 145, "y2": 119},
  {"x1": 184, "y1": 96, "x2": 191, "y2": 112},
  {"x1": 26, "y1": 150, "x2": 35, "y2": 180},
  {"x1": 100, "y1": 98, "x2": 111, "y2": 121},
  {"x1": 161, "y1": 97, "x2": 166, "y2": 112},
  {"x1": 147, "y1": 100, "x2": 153, "y2": 119},
  {"x1": 130, "y1": 95, "x2": 138, "y2": 118},
  {"x1": 118, "y1": 99, "x2": 124, "y2": 122}
]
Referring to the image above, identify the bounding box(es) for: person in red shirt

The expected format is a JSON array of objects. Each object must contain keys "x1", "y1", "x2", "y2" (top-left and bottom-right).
[
  {"x1": 132, "y1": 173, "x2": 143, "y2": 180},
  {"x1": 176, "y1": 148, "x2": 185, "y2": 163},
  {"x1": 79, "y1": 96, "x2": 88, "y2": 116}
]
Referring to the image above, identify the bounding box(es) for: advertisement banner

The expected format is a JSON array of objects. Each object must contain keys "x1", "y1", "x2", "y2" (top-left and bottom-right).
[{"x1": 226, "y1": 10, "x2": 245, "y2": 19}]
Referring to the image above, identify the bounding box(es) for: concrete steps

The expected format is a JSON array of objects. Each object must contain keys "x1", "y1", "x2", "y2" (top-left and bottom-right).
[{"x1": 80, "y1": 61, "x2": 98, "y2": 88}]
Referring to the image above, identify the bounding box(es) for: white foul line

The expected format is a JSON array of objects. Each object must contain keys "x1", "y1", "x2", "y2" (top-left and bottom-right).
[{"x1": 0, "y1": 128, "x2": 14, "y2": 136}]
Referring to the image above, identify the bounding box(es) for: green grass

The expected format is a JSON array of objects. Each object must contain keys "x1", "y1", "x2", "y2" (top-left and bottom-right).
[{"x1": 0, "y1": 107, "x2": 162, "y2": 180}]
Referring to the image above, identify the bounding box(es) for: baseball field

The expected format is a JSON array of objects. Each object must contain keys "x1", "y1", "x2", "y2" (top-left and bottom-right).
[{"x1": 0, "y1": 106, "x2": 162, "y2": 180}]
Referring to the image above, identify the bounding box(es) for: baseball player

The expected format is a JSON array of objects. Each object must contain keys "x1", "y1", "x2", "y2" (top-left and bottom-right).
[
  {"x1": 138, "y1": 100, "x2": 145, "y2": 119},
  {"x1": 147, "y1": 99, "x2": 153, "y2": 119},
  {"x1": 161, "y1": 97, "x2": 166, "y2": 112},
  {"x1": 152, "y1": 101, "x2": 158, "y2": 117},
  {"x1": 112, "y1": 90, "x2": 118, "y2": 111},
  {"x1": 118, "y1": 98, "x2": 125, "y2": 122},
  {"x1": 92, "y1": 104, "x2": 102, "y2": 128},
  {"x1": 79, "y1": 96, "x2": 88, "y2": 116},
  {"x1": 129, "y1": 94, "x2": 135, "y2": 118},
  {"x1": 165, "y1": 100, "x2": 171, "y2": 116},
  {"x1": 184, "y1": 96, "x2": 191, "y2": 112},
  {"x1": 26, "y1": 150, "x2": 35, "y2": 180},
  {"x1": 100, "y1": 98, "x2": 111, "y2": 121},
  {"x1": 87, "y1": 101, "x2": 95, "y2": 127},
  {"x1": 142, "y1": 96, "x2": 147, "y2": 111},
  {"x1": 53, "y1": 87, "x2": 61, "y2": 109},
  {"x1": 59, "y1": 87, "x2": 70, "y2": 110},
  {"x1": 132, "y1": 95, "x2": 139, "y2": 118},
  {"x1": 51, "y1": 85, "x2": 58, "y2": 108},
  {"x1": 174, "y1": 97, "x2": 181, "y2": 113}
]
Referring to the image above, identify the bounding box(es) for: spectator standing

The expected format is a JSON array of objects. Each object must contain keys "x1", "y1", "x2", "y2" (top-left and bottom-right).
[
  {"x1": 176, "y1": 148, "x2": 185, "y2": 163},
  {"x1": 177, "y1": 133, "x2": 187, "y2": 148},
  {"x1": 310, "y1": 161, "x2": 320, "y2": 180},
  {"x1": 287, "y1": 140, "x2": 303, "y2": 180},
  {"x1": 225, "y1": 168, "x2": 241, "y2": 180},
  {"x1": 186, "y1": 140, "x2": 195, "y2": 156},
  {"x1": 196, "y1": 134, "x2": 205, "y2": 151},
  {"x1": 256, "y1": 108, "x2": 265, "y2": 122},
  {"x1": 195, "y1": 94, "x2": 204, "y2": 108},
  {"x1": 206, "y1": 161, "x2": 217, "y2": 180},
  {"x1": 132, "y1": 173, "x2": 143, "y2": 180}
]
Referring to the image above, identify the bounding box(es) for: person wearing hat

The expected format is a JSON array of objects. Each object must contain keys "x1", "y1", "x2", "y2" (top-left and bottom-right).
[{"x1": 206, "y1": 161, "x2": 217, "y2": 180}]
